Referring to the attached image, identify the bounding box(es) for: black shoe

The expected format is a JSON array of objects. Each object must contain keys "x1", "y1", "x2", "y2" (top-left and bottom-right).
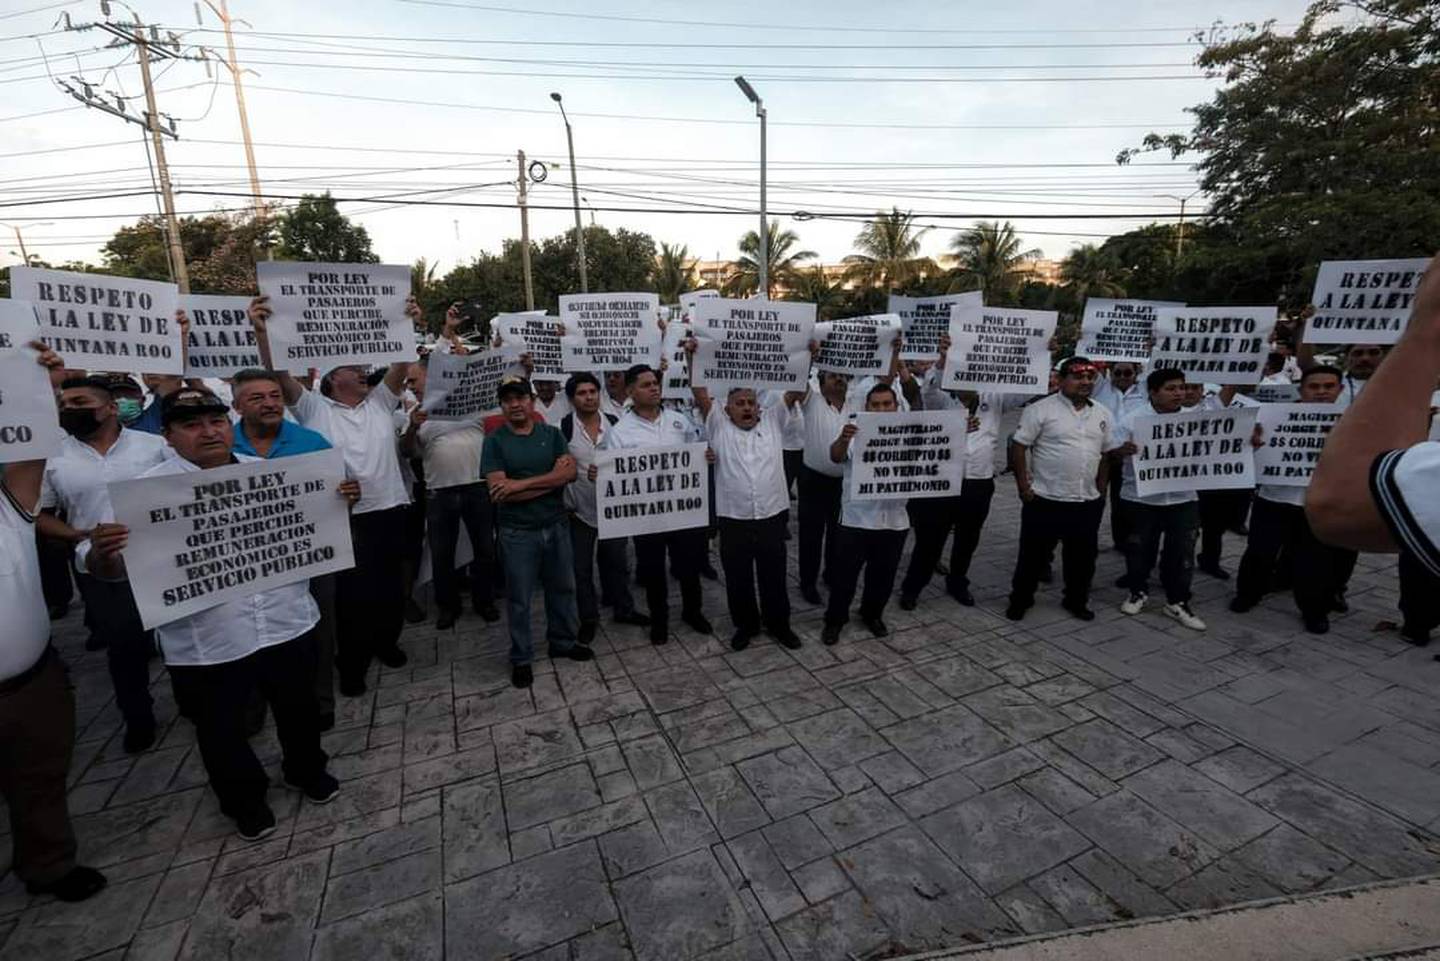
[
  {"x1": 47, "y1": 603, "x2": 68, "y2": 620},
  {"x1": 477, "y1": 604, "x2": 501, "y2": 623},
  {"x1": 699, "y1": 564, "x2": 719, "y2": 581},
  {"x1": 800, "y1": 585, "x2": 822, "y2": 605},
  {"x1": 1005, "y1": 601, "x2": 1029, "y2": 621},
  {"x1": 1198, "y1": 562, "x2": 1230, "y2": 581},
  {"x1": 1401, "y1": 623, "x2": 1432, "y2": 647},
  {"x1": 862, "y1": 617, "x2": 889, "y2": 638},
  {"x1": 123, "y1": 721, "x2": 156, "y2": 755},
  {"x1": 436, "y1": 610, "x2": 458, "y2": 630},
  {"x1": 235, "y1": 805, "x2": 277, "y2": 842},
  {"x1": 1038, "y1": 566, "x2": 1054, "y2": 584},
  {"x1": 650, "y1": 622, "x2": 669, "y2": 646},
  {"x1": 318, "y1": 711, "x2": 335, "y2": 733},
  {"x1": 339, "y1": 676, "x2": 367, "y2": 697},
  {"x1": 84, "y1": 633, "x2": 107, "y2": 652},
  {"x1": 947, "y1": 586, "x2": 975, "y2": 606},
  {"x1": 285, "y1": 771, "x2": 340, "y2": 804},
  {"x1": 1062, "y1": 601, "x2": 1095, "y2": 622},
  {"x1": 26, "y1": 866, "x2": 107, "y2": 903},
  {"x1": 730, "y1": 630, "x2": 752, "y2": 652},
  {"x1": 404, "y1": 599, "x2": 426, "y2": 624},
  {"x1": 375, "y1": 646, "x2": 408, "y2": 669},
  {"x1": 770, "y1": 627, "x2": 802, "y2": 650},
  {"x1": 681, "y1": 611, "x2": 713, "y2": 635},
  {"x1": 614, "y1": 610, "x2": 652, "y2": 627},
  {"x1": 512, "y1": 664, "x2": 534, "y2": 688},
  {"x1": 1331, "y1": 593, "x2": 1349, "y2": 614},
  {"x1": 821, "y1": 624, "x2": 841, "y2": 646},
  {"x1": 1229, "y1": 597, "x2": 1257, "y2": 614},
  {"x1": 1303, "y1": 614, "x2": 1331, "y2": 635},
  {"x1": 898, "y1": 595, "x2": 917, "y2": 612},
  {"x1": 551, "y1": 644, "x2": 594, "y2": 662},
  {"x1": 578, "y1": 622, "x2": 597, "y2": 646}
]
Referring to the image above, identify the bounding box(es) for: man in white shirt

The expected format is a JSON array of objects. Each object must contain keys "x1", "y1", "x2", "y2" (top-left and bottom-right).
[
  {"x1": 84, "y1": 388, "x2": 347, "y2": 841},
  {"x1": 600, "y1": 364, "x2": 713, "y2": 645},
  {"x1": 1006, "y1": 356, "x2": 1113, "y2": 623},
  {"x1": 534, "y1": 379, "x2": 572, "y2": 425},
  {"x1": 780, "y1": 397, "x2": 804, "y2": 499},
  {"x1": 402, "y1": 355, "x2": 499, "y2": 630},
  {"x1": 1232, "y1": 365, "x2": 1356, "y2": 634},
  {"x1": 1194, "y1": 386, "x2": 1261, "y2": 580},
  {"x1": 1095, "y1": 361, "x2": 1142, "y2": 551},
  {"x1": 821, "y1": 382, "x2": 910, "y2": 645},
  {"x1": 1108, "y1": 368, "x2": 1207, "y2": 630},
  {"x1": 601, "y1": 370, "x2": 630, "y2": 420},
  {"x1": 39, "y1": 375, "x2": 170, "y2": 753},
  {"x1": 796, "y1": 371, "x2": 851, "y2": 605},
  {"x1": 562, "y1": 372, "x2": 648, "y2": 643},
  {"x1": 0, "y1": 341, "x2": 108, "y2": 902},
  {"x1": 249, "y1": 296, "x2": 414, "y2": 696}
]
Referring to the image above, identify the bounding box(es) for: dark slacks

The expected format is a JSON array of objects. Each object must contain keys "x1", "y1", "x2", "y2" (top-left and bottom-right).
[
  {"x1": 1107, "y1": 457, "x2": 1130, "y2": 548},
  {"x1": 168, "y1": 631, "x2": 328, "y2": 818},
  {"x1": 336, "y1": 505, "x2": 408, "y2": 686},
  {"x1": 1122, "y1": 500, "x2": 1199, "y2": 604},
  {"x1": 1197, "y1": 488, "x2": 1252, "y2": 567},
  {"x1": 74, "y1": 573, "x2": 153, "y2": 729},
  {"x1": 37, "y1": 531, "x2": 73, "y2": 613},
  {"x1": 1009, "y1": 495, "x2": 1105, "y2": 608},
  {"x1": 634, "y1": 528, "x2": 705, "y2": 627},
  {"x1": 0, "y1": 651, "x2": 78, "y2": 885},
  {"x1": 1235, "y1": 497, "x2": 1357, "y2": 619},
  {"x1": 782, "y1": 449, "x2": 802, "y2": 498},
  {"x1": 899, "y1": 478, "x2": 997, "y2": 598},
  {"x1": 1399, "y1": 549, "x2": 1440, "y2": 634},
  {"x1": 426, "y1": 482, "x2": 496, "y2": 615},
  {"x1": 718, "y1": 513, "x2": 791, "y2": 634},
  {"x1": 571, "y1": 516, "x2": 636, "y2": 624},
  {"x1": 825, "y1": 526, "x2": 907, "y2": 627},
  {"x1": 797, "y1": 466, "x2": 842, "y2": 592}
]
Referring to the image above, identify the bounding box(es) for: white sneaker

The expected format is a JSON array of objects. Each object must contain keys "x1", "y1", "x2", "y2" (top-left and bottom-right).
[
  {"x1": 1120, "y1": 592, "x2": 1147, "y2": 615},
  {"x1": 1163, "y1": 602, "x2": 1207, "y2": 631}
]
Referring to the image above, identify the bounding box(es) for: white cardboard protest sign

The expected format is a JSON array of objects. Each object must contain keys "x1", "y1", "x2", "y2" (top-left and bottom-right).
[
  {"x1": 1130, "y1": 407, "x2": 1259, "y2": 497},
  {"x1": 8, "y1": 266, "x2": 181, "y2": 375},
  {"x1": 1254, "y1": 381, "x2": 1299, "y2": 404},
  {"x1": 495, "y1": 311, "x2": 562, "y2": 381},
  {"x1": 1077, "y1": 298, "x2": 1183, "y2": 363},
  {"x1": 680, "y1": 289, "x2": 720, "y2": 316},
  {"x1": 421, "y1": 345, "x2": 521, "y2": 420},
  {"x1": 595, "y1": 442, "x2": 709, "y2": 539},
  {"x1": 661, "y1": 321, "x2": 692, "y2": 400},
  {"x1": 1254, "y1": 403, "x2": 1343, "y2": 487},
  {"x1": 1148, "y1": 307, "x2": 1278, "y2": 386},
  {"x1": 0, "y1": 300, "x2": 63, "y2": 464},
  {"x1": 691, "y1": 298, "x2": 815, "y2": 393},
  {"x1": 1304, "y1": 258, "x2": 1431, "y2": 345},
  {"x1": 814, "y1": 314, "x2": 901, "y2": 377},
  {"x1": 107, "y1": 449, "x2": 355, "y2": 629},
  {"x1": 181, "y1": 294, "x2": 260, "y2": 377},
  {"x1": 255, "y1": 261, "x2": 415, "y2": 373},
  {"x1": 847, "y1": 410, "x2": 967, "y2": 502},
  {"x1": 940, "y1": 304, "x2": 1056, "y2": 394},
  {"x1": 889, "y1": 292, "x2": 983, "y2": 361},
  {"x1": 559, "y1": 293, "x2": 662, "y2": 371}
]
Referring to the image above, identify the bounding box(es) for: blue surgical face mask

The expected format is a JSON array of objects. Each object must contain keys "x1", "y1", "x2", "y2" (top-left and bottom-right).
[{"x1": 116, "y1": 397, "x2": 143, "y2": 424}]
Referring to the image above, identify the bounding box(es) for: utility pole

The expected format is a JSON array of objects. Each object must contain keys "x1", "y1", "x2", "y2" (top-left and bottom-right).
[
  {"x1": 517, "y1": 150, "x2": 535, "y2": 311},
  {"x1": 198, "y1": 0, "x2": 270, "y2": 257},
  {"x1": 132, "y1": 18, "x2": 189, "y2": 292},
  {"x1": 549, "y1": 92, "x2": 588, "y2": 293},
  {"x1": 734, "y1": 77, "x2": 767, "y2": 299}
]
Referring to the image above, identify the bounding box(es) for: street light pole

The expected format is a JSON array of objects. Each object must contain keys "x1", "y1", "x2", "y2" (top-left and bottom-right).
[
  {"x1": 1156, "y1": 189, "x2": 1202, "y2": 261},
  {"x1": 550, "y1": 92, "x2": 588, "y2": 293},
  {"x1": 734, "y1": 76, "x2": 767, "y2": 299}
]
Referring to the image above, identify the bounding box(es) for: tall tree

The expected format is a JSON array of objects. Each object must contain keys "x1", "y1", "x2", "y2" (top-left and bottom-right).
[
  {"x1": 842, "y1": 207, "x2": 936, "y2": 291},
  {"x1": 724, "y1": 220, "x2": 816, "y2": 299},
  {"x1": 948, "y1": 220, "x2": 1042, "y2": 305},
  {"x1": 99, "y1": 211, "x2": 266, "y2": 293},
  {"x1": 276, "y1": 193, "x2": 378, "y2": 263},
  {"x1": 1060, "y1": 244, "x2": 1128, "y2": 302},
  {"x1": 784, "y1": 266, "x2": 848, "y2": 321},
  {"x1": 654, "y1": 242, "x2": 695, "y2": 303}
]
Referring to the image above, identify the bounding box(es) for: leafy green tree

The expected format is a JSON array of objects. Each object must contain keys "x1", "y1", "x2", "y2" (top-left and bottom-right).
[
  {"x1": 654, "y1": 242, "x2": 695, "y2": 303},
  {"x1": 842, "y1": 208, "x2": 936, "y2": 292},
  {"x1": 948, "y1": 221, "x2": 1041, "y2": 305},
  {"x1": 724, "y1": 220, "x2": 816, "y2": 299},
  {"x1": 276, "y1": 193, "x2": 378, "y2": 263},
  {"x1": 784, "y1": 266, "x2": 848, "y2": 321},
  {"x1": 1060, "y1": 244, "x2": 1128, "y2": 303}
]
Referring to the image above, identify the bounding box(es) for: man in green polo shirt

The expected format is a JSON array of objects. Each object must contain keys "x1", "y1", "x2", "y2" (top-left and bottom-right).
[{"x1": 481, "y1": 376, "x2": 592, "y2": 688}]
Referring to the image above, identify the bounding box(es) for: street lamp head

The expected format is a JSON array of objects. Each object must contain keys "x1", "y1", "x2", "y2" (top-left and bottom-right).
[
  {"x1": 734, "y1": 75, "x2": 760, "y2": 104},
  {"x1": 549, "y1": 92, "x2": 562, "y2": 103}
]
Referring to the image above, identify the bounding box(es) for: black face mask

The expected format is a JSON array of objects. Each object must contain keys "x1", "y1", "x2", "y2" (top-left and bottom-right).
[{"x1": 59, "y1": 408, "x2": 102, "y2": 439}]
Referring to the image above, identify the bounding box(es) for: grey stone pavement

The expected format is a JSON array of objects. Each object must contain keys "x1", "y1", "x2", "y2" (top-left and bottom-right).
[{"x1": 10, "y1": 483, "x2": 1440, "y2": 961}]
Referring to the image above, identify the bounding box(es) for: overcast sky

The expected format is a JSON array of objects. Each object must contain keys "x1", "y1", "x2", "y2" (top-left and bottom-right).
[{"x1": 1, "y1": 0, "x2": 1313, "y2": 278}]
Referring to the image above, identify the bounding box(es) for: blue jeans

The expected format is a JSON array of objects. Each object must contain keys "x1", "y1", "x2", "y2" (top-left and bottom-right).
[{"x1": 498, "y1": 517, "x2": 580, "y2": 665}]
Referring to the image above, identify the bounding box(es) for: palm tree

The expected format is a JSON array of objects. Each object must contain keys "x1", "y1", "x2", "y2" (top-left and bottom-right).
[
  {"x1": 655, "y1": 242, "x2": 695, "y2": 304},
  {"x1": 411, "y1": 257, "x2": 438, "y2": 300},
  {"x1": 724, "y1": 220, "x2": 817, "y2": 299},
  {"x1": 1060, "y1": 243, "x2": 1128, "y2": 302},
  {"x1": 842, "y1": 207, "x2": 936, "y2": 291},
  {"x1": 784, "y1": 265, "x2": 847, "y2": 321},
  {"x1": 948, "y1": 221, "x2": 1042, "y2": 304}
]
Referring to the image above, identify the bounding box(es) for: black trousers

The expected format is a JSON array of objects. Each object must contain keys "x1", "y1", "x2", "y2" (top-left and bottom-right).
[
  {"x1": 1197, "y1": 488, "x2": 1252, "y2": 567},
  {"x1": 900, "y1": 478, "x2": 997, "y2": 598},
  {"x1": 1399, "y1": 549, "x2": 1440, "y2": 634},
  {"x1": 1122, "y1": 500, "x2": 1199, "y2": 604},
  {"x1": 1010, "y1": 495, "x2": 1105, "y2": 608},
  {"x1": 74, "y1": 573, "x2": 153, "y2": 730},
  {"x1": 797, "y1": 466, "x2": 842, "y2": 592},
  {"x1": 634, "y1": 528, "x2": 705, "y2": 627},
  {"x1": 168, "y1": 631, "x2": 328, "y2": 818},
  {"x1": 0, "y1": 651, "x2": 78, "y2": 886},
  {"x1": 825, "y1": 526, "x2": 907, "y2": 627},
  {"x1": 1235, "y1": 497, "x2": 1358, "y2": 619},
  {"x1": 718, "y1": 513, "x2": 791, "y2": 634},
  {"x1": 336, "y1": 506, "x2": 408, "y2": 685},
  {"x1": 1107, "y1": 457, "x2": 1129, "y2": 549},
  {"x1": 427, "y1": 482, "x2": 496, "y2": 614},
  {"x1": 782, "y1": 449, "x2": 802, "y2": 498},
  {"x1": 37, "y1": 531, "x2": 73, "y2": 613},
  {"x1": 570, "y1": 517, "x2": 636, "y2": 624}
]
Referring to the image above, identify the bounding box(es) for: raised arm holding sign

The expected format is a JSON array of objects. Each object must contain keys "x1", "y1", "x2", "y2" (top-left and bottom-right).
[{"x1": 8, "y1": 266, "x2": 182, "y2": 375}]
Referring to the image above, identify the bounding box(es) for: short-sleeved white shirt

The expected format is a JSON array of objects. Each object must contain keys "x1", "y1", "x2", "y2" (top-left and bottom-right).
[
  {"x1": 839, "y1": 442, "x2": 909, "y2": 532},
  {"x1": 292, "y1": 384, "x2": 410, "y2": 514},
  {"x1": 1012, "y1": 392, "x2": 1112, "y2": 502},
  {"x1": 600, "y1": 406, "x2": 701, "y2": 451},
  {"x1": 1110, "y1": 402, "x2": 1198, "y2": 507},
  {"x1": 41, "y1": 429, "x2": 171, "y2": 571},
  {"x1": 564, "y1": 412, "x2": 613, "y2": 529},
  {"x1": 536, "y1": 392, "x2": 572, "y2": 427},
  {"x1": 1373, "y1": 442, "x2": 1440, "y2": 576},
  {"x1": 706, "y1": 398, "x2": 789, "y2": 522},
  {"x1": 0, "y1": 483, "x2": 50, "y2": 680},
  {"x1": 416, "y1": 417, "x2": 485, "y2": 491},
  {"x1": 801, "y1": 388, "x2": 850, "y2": 478}
]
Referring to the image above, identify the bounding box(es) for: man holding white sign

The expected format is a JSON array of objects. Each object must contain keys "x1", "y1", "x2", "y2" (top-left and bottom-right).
[{"x1": 85, "y1": 388, "x2": 352, "y2": 842}]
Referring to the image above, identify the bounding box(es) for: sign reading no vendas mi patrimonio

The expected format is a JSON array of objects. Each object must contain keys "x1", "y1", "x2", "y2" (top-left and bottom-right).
[{"x1": 847, "y1": 410, "x2": 967, "y2": 502}]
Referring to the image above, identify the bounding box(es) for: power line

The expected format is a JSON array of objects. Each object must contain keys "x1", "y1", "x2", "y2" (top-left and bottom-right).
[{"x1": 0, "y1": 1, "x2": 82, "y2": 21}]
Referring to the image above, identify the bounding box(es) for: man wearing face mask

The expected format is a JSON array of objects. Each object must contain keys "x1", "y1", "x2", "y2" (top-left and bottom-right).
[
  {"x1": 37, "y1": 375, "x2": 170, "y2": 753},
  {"x1": 104, "y1": 376, "x2": 148, "y2": 428}
]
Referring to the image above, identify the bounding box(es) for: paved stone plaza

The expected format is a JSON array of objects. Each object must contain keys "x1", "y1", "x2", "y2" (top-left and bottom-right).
[{"x1": 9, "y1": 484, "x2": 1440, "y2": 961}]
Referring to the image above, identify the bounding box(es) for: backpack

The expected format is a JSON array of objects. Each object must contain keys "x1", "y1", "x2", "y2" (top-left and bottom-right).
[{"x1": 560, "y1": 411, "x2": 617, "y2": 442}]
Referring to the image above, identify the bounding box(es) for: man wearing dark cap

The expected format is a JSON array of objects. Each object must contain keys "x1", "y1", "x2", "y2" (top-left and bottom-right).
[
  {"x1": 481, "y1": 376, "x2": 591, "y2": 689},
  {"x1": 84, "y1": 388, "x2": 350, "y2": 841},
  {"x1": 38, "y1": 374, "x2": 170, "y2": 753}
]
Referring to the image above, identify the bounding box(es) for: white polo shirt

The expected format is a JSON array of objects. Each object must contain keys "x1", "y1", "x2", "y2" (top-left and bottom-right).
[
  {"x1": 415, "y1": 416, "x2": 485, "y2": 491},
  {"x1": 1013, "y1": 391, "x2": 1112, "y2": 502},
  {"x1": 536, "y1": 392, "x2": 572, "y2": 426},
  {"x1": 801, "y1": 388, "x2": 850, "y2": 478},
  {"x1": 143, "y1": 454, "x2": 320, "y2": 667},
  {"x1": 1110, "y1": 402, "x2": 1198, "y2": 507},
  {"x1": 40, "y1": 428, "x2": 171, "y2": 571},
  {"x1": 1335, "y1": 374, "x2": 1369, "y2": 409},
  {"x1": 839, "y1": 442, "x2": 909, "y2": 532},
  {"x1": 564, "y1": 411, "x2": 614, "y2": 529},
  {"x1": 0, "y1": 483, "x2": 50, "y2": 681},
  {"x1": 600, "y1": 406, "x2": 701, "y2": 452},
  {"x1": 292, "y1": 383, "x2": 410, "y2": 514},
  {"x1": 600, "y1": 391, "x2": 630, "y2": 421},
  {"x1": 706, "y1": 398, "x2": 789, "y2": 522},
  {"x1": 781, "y1": 399, "x2": 805, "y2": 453}
]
